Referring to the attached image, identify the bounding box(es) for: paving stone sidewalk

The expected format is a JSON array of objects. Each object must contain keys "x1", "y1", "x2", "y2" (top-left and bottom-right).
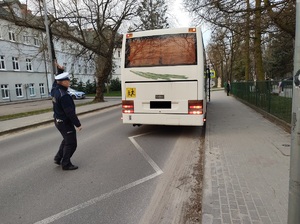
[{"x1": 202, "y1": 91, "x2": 291, "y2": 224}]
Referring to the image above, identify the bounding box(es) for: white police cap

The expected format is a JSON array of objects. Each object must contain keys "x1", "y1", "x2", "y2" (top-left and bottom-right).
[{"x1": 55, "y1": 72, "x2": 70, "y2": 81}]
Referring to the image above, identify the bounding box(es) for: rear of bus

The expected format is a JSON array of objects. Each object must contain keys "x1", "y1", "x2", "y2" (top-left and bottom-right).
[{"x1": 121, "y1": 27, "x2": 207, "y2": 126}]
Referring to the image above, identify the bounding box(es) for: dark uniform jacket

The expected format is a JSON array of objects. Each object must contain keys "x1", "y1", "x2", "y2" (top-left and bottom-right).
[{"x1": 52, "y1": 84, "x2": 81, "y2": 127}]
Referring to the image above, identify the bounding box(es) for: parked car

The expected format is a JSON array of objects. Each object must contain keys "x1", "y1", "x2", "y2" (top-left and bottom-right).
[{"x1": 68, "y1": 88, "x2": 86, "y2": 99}]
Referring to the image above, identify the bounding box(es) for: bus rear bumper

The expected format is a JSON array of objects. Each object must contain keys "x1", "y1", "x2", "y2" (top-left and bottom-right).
[{"x1": 122, "y1": 113, "x2": 205, "y2": 126}]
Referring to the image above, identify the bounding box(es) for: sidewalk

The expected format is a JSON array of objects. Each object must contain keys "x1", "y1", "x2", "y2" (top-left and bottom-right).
[
  {"x1": 202, "y1": 91, "x2": 290, "y2": 224},
  {"x1": 0, "y1": 99, "x2": 121, "y2": 136}
]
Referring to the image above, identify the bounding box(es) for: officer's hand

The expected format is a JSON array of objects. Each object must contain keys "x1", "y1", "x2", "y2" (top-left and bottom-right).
[{"x1": 76, "y1": 126, "x2": 82, "y2": 131}]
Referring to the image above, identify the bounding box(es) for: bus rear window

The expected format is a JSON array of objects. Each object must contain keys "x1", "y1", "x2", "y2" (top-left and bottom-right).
[{"x1": 125, "y1": 33, "x2": 197, "y2": 68}]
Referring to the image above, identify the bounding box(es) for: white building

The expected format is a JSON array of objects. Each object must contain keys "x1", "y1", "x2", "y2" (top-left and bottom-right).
[
  {"x1": 112, "y1": 47, "x2": 121, "y2": 81},
  {"x1": 0, "y1": 3, "x2": 121, "y2": 103}
]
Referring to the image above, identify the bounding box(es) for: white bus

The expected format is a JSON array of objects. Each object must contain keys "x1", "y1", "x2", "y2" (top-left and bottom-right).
[{"x1": 121, "y1": 27, "x2": 207, "y2": 126}]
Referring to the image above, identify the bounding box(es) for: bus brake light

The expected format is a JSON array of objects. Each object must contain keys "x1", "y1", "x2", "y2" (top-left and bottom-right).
[
  {"x1": 122, "y1": 100, "x2": 134, "y2": 114},
  {"x1": 188, "y1": 100, "x2": 203, "y2": 115}
]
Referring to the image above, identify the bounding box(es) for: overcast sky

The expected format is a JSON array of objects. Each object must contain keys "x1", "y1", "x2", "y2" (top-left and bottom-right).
[
  {"x1": 169, "y1": 0, "x2": 211, "y2": 45},
  {"x1": 168, "y1": 0, "x2": 191, "y2": 27}
]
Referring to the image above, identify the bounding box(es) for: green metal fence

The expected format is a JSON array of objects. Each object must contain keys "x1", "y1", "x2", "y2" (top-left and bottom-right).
[{"x1": 231, "y1": 81, "x2": 293, "y2": 124}]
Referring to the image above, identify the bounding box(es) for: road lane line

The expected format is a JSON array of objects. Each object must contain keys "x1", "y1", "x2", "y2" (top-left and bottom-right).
[
  {"x1": 34, "y1": 132, "x2": 163, "y2": 224},
  {"x1": 34, "y1": 172, "x2": 161, "y2": 224},
  {"x1": 129, "y1": 136, "x2": 163, "y2": 175}
]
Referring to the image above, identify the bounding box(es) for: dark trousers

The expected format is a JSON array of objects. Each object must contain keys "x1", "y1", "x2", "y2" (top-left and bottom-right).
[{"x1": 54, "y1": 119, "x2": 77, "y2": 168}]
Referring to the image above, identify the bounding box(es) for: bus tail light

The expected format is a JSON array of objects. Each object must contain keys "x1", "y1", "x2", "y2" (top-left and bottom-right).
[
  {"x1": 126, "y1": 33, "x2": 133, "y2": 38},
  {"x1": 122, "y1": 100, "x2": 134, "y2": 114},
  {"x1": 188, "y1": 100, "x2": 203, "y2": 115},
  {"x1": 188, "y1": 28, "x2": 196, "y2": 32}
]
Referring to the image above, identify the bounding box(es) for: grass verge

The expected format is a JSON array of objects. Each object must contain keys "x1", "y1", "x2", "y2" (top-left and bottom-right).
[
  {"x1": 103, "y1": 90, "x2": 121, "y2": 97},
  {"x1": 0, "y1": 101, "x2": 95, "y2": 122}
]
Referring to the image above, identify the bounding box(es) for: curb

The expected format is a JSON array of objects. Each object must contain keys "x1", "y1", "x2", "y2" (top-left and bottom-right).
[{"x1": 201, "y1": 119, "x2": 213, "y2": 224}]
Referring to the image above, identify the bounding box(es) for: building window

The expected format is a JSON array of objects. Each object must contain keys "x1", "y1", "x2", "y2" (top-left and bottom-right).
[
  {"x1": 118, "y1": 50, "x2": 121, "y2": 58},
  {"x1": 78, "y1": 64, "x2": 81, "y2": 73},
  {"x1": 39, "y1": 83, "x2": 45, "y2": 95},
  {"x1": 1, "y1": 84, "x2": 9, "y2": 99},
  {"x1": 29, "y1": 83, "x2": 35, "y2": 96},
  {"x1": 15, "y1": 84, "x2": 23, "y2": 97},
  {"x1": 12, "y1": 57, "x2": 19, "y2": 70},
  {"x1": 23, "y1": 33, "x2": 30, "y2": 44},
  {"x1": 33, "y1": 37, "x2": 39, "y2": 46},
  {"x1": 0, "y1": 55, "x2": 5, "y2": 70},
  {"x1": 9, "y1": 30, "x2": 16, "y2": 41},
  {"x1": 26, "y1": 58, "x2": 33, "y2": 71}
]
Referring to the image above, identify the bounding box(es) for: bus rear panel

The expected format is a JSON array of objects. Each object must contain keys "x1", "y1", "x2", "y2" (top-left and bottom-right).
[{"x1": 121, "y1": 27, "x2": 207, "y2": 126}]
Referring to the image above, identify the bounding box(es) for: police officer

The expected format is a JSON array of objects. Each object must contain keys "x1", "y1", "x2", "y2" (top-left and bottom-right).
[{"x1": 52, "y1": 72, "x2": 82, "y2": 170}]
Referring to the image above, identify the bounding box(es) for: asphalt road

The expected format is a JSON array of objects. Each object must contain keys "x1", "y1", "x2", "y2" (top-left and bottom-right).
[{"x1": 0, "y1": 106, "x2": 204, "y2": 224}]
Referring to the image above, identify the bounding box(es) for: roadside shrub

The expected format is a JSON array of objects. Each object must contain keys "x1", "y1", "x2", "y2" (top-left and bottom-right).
[
  {"x1": 85, "y1": 80, "x2": 96, "y2": 94},
  {"x1": 76, "y1": 81, "x2": 85, "y2": 92},
  {"x1": 110, "y1": 78, "x2": 121, "y2": 91}
]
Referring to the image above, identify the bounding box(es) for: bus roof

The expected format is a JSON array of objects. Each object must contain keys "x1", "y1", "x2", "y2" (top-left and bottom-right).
[{"x1": 125, "y1": 27, "x2": 201, "y2": 39}]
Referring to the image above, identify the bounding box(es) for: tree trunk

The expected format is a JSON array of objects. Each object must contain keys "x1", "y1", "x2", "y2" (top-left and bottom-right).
[
  {"x1": 254, "y1": 0, "x2": 265, "y2": 81},
  {"x1": 93, "y1": 55, "x2": 113, "y2": 102},
  {"x1": 245, "y1": 0, "x2": 251, "y2": 81}
]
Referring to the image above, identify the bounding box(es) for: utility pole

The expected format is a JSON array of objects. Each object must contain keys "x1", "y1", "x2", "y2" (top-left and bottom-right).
[
  {"x1": 43, "y1": 0, "x2": 55, "y2": 85},
  {"x1": 288, "y1": 0, "x2": 300, "y2": 223}
]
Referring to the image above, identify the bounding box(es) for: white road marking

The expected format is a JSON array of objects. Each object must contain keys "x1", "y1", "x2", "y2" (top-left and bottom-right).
[
  {"x1": 129, "y1": 135, "x2": 163, "y2": 175},
  {"x1": 34, "y1": 133, "x2": 163, "y2": 224}
]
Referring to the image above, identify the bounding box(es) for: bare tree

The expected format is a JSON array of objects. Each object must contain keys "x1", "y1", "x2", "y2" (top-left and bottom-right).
[
  {"x1": 133, "y1": 0, "x2": 169, "y2": 31},
  {"x1": 263, "y1": 0, "x2": 296, "y2": 38},
  {"x1": 183, "y1": 0, "x2": 295, "y2": 81},
  {"x1": 0, "y1": 0, "x2": 139, "y2": 102}
]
